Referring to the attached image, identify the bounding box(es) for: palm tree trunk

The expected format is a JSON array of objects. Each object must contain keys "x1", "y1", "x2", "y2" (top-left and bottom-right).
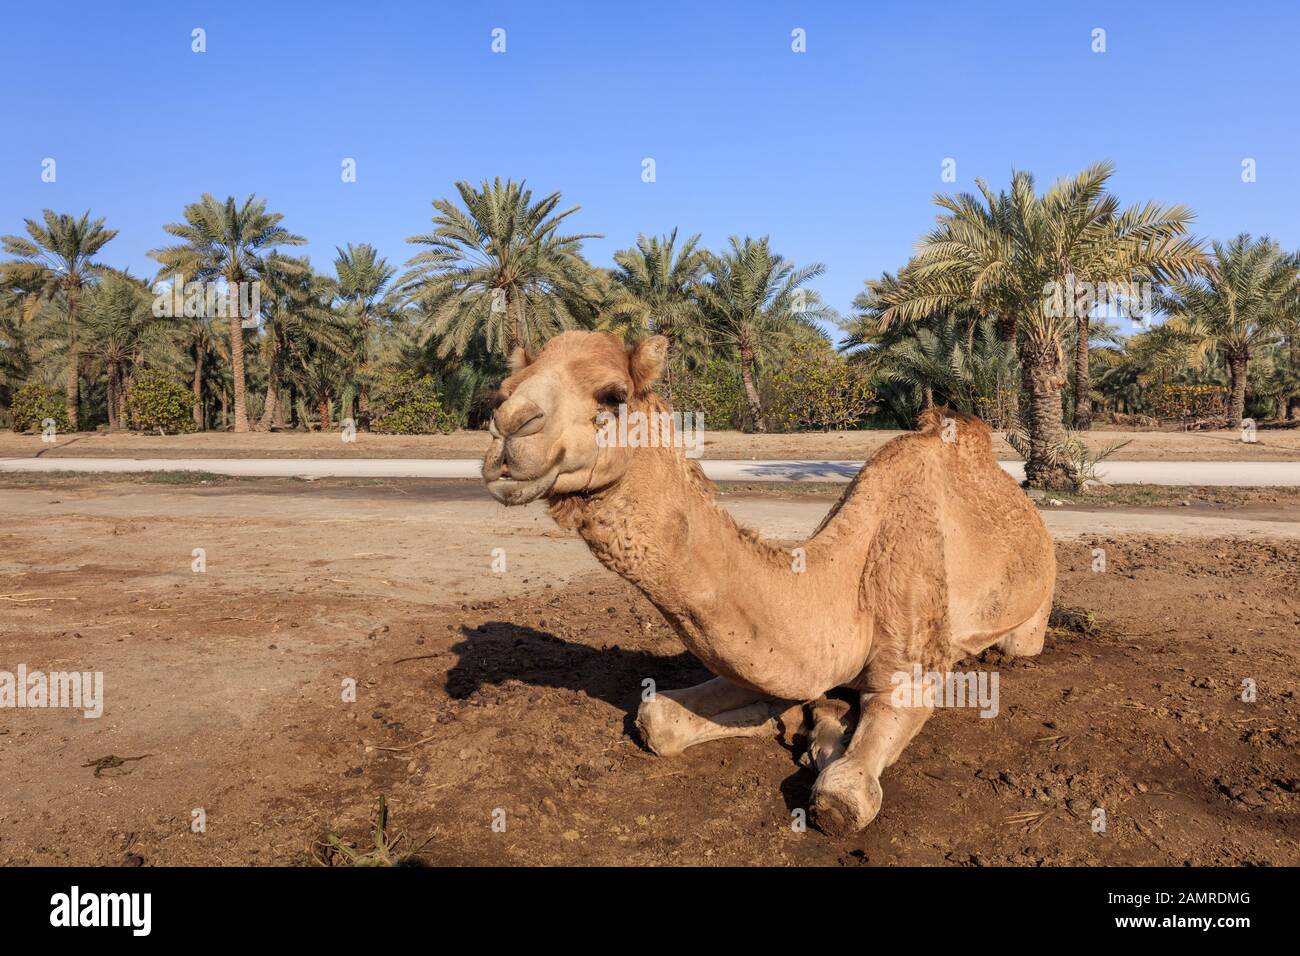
[
  {"x1": 357, "y1": 312, "x2": 371, "y2": 430},
  {"x1": 502, "y1": 290, "x2": 524, "y2": 358},
  {"x1": 258, "y1": 328, "x2": 283, "y2": 432},
  {"x1": 1289, "y1": 334, "x2": 1300, "y2": 420},
  {"x1": 738, "y1": 340, "x2": 765, "y2": 433},
  {"x1": 119, "y1": 372, "x2": 130, "y2": 427},
  {"x1": 922, "y1": 384, "x2": 934, "y2": 409},
  {"x1": 106, "y1": 363, "x2": 120, "y2": 430},
  {"x1": 357, "y1": 382, "x2": 369, "y2": 429},
  {"x1": 1073, "y1": 312, "x2": 1092, "y2": 430},
  {"x1": 996, "y1": 312, "x2": 1020, "y2": 424},
  {"x1": 318, "y1": 398, "x2": 331, "y2": 432},
  {"x1": 192, "y1": 347, "x2": 205, "y2": 430},
  {"x1": 661, "y1": 330, "x2": 675, "y2": 405},
  {"x1": 64, "y1": 286, "x2": 80, "y2": 430},
  {"x1": 228, "y1": 277, "x2": 250, "y2": 432},
  {"x1": 1020, "y1": 339, "x2": 1073, "y2": 489},
  {"x1": 1228, "y1": 350, "x2": 1249, "y2": 429}
]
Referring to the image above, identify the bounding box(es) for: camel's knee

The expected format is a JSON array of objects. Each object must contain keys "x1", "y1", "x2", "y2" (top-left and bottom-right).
[
  {"x1": 806, "y1": 686, "x2": 932, "y2": 835},
  {"x1": 998, "y1": 623, "x2": 1045, "y2": 658},
  {"x1": 998, "y1": 597, "x2": 1051, "y2": 658}
]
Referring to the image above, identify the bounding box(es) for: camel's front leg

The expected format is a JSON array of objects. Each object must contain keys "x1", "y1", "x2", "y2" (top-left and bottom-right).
[
  {"x1": 636, "y1": 676, "x2": 793, "y2": 757},
  {"x1": 807, "y1": 694, "x2": 854, "y2": 771},
  {"x1": 810, "y1": 687, "x2": 932, "y2": 836}
]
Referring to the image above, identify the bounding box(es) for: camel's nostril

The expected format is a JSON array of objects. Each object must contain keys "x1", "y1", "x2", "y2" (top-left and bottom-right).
[
  {"x1": 511, "y1": 411, "x2": 545, "y2": 438},
  {"x1": 495, "y1": 400, "x2": 546, "y2": 440}
]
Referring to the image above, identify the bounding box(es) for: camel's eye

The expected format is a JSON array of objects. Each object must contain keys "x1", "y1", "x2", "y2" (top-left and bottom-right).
[{"x1": 595, "y1": 383, "x2": 628, "y2": 407}]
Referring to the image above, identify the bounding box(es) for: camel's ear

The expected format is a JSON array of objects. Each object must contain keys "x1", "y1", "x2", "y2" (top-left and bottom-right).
[
  {"x1": 628, "y1": 335, "x2": 668, "y2": 396},
  {"x1": 508, "y1": 346, "x2": 536, "y2": 373}
]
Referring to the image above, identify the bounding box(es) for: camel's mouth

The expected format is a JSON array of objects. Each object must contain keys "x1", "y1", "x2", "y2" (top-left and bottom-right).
[{"x1": 483, "y1": 468, "x2": 560, "y2": 506}]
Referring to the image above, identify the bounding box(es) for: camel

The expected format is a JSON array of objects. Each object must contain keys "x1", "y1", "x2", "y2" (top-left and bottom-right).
[{"x1": 482, "y1": 330, "x2": 1056, "y2": 834}]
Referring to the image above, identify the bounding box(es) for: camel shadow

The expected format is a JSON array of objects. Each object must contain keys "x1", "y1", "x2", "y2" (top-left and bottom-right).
[
  {"x1": 446, "y1": 621, "x2": 821, "y2": 814},
  {"x1": 446, "y1": 621, "x2": 709, "y2": 712}
]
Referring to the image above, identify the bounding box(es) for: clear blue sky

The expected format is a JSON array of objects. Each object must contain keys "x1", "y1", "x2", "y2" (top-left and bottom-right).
[{"x1": 2, "y1": 0, "x2": 1297, "y2": 339}]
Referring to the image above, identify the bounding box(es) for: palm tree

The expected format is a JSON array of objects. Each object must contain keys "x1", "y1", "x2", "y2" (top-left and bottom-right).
[
  {"x1": 843, "y1": 276, "x2": 1017, "y2": 427},
  {"x1": 399, "y1": 178, "x2": 599, "y2": 359},
  {"x1": 1090, "y1": 347, "x2": 1146, "y2": 417},
  {"x1": 404, "y1": 298, "x2": 507, "y2": 427},
  {"x1": 1068, "y1": 316, "x2": 1124, "y2": 424},
  {"x1": 844, "y1": 272, "x2": 984, "y2": 413},
  {"x1": 254, "y1": 255, "x2": 319, "y2": 430},
  {"x1": 181, "y1": 308, "x2": 227, "y2": 430},
  {"x1": 81, "y1": 274, "x2": 161, "y2": 428},
  {"x1": 0, "y1": 288, "x2": 33, "y2": 413},
  {"x1": 881, "y1": 162, "x2": 1203, "y2": 487},
  {"x1": 884, "y1": 316, "x2": 1016, "y2": 422},
  {"x1": 1284, "y1": 317, "x2": 1300, "y2": 420},
  {"x1": 334, "y1": 243, "x2": 397, "y2": 428},
  {"x1": 284, "y1": 287, "x2": 357, "y2": 432},
  {"x1": 1253, "y1": 342, "x2": 1300, "y2": 422},
  {"x1": 1153, "y1": 234, "x2": 1300, "y2": 427},
  {"x1": 140, "y1": 268, "x2": 228, "y2": 430},
  {"x1": 699, "y1": 236, "x2": 826, "y2": 432},
  {"x1": 1, "y1": 211, "x2": 118, "y2": 429},
  {"x1": 609, "y1": 229, "x2": 707, "y2": 403},
  {"x1": 150, "y1": 194, "x2": 305, "y2": 432}
]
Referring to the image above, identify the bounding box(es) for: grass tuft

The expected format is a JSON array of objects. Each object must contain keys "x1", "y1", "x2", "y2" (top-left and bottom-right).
[
  {"x1": 1049, "y1": 604, "x2": 1100, "y2": 636},
  {"x1": 311, "y1": 796, "x2": 431, "y2": 867}
]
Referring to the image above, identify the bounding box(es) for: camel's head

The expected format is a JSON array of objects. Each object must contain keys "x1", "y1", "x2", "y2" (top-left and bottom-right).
[{"x1": 482, "y1": 330, "x2": 668, "y2": 505}]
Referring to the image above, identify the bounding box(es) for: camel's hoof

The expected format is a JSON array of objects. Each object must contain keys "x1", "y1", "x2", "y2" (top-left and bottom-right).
[{"x1": 810, "y1": 767, "x2": 882, "y2": 836}]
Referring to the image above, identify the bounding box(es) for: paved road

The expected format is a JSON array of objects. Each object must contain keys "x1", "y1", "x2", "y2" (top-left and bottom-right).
[{"x1": 1, "y1": 455, "x2": 1298, "y2": 486}]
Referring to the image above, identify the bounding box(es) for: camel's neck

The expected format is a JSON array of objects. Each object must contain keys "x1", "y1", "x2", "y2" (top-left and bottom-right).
[
  {"x1": 554, "y1": 444, "x2": 774, "y2": 583},
  {"x1": 549, "y1": 444, "x2": 828, "y2": 692}
]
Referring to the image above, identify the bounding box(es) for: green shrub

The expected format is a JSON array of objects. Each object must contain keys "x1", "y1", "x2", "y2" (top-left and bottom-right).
[
  {"x1": 10, "y1": 381, "x2": 70, "y2": 433},
  {"x1": 763, "y1": 344, "x2": 876, "y2": 431},
  {"x1": 125, "y1": 370, "x2": 197, "y2": 434},
  {"x1": 667, "y1": 360, "x2": 745, "y2": 430},
  {"x1": 372, "y1": 372, "x2": 458, "y2": 434}
]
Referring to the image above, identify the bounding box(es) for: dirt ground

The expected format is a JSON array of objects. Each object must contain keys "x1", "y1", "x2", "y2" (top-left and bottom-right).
[
  {"x1": 4, "y1": 425, "x2": 1300, "y2": 461},
  {"x1": 0, "y1": 478, "x2": 1297, "y2": 866}
]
